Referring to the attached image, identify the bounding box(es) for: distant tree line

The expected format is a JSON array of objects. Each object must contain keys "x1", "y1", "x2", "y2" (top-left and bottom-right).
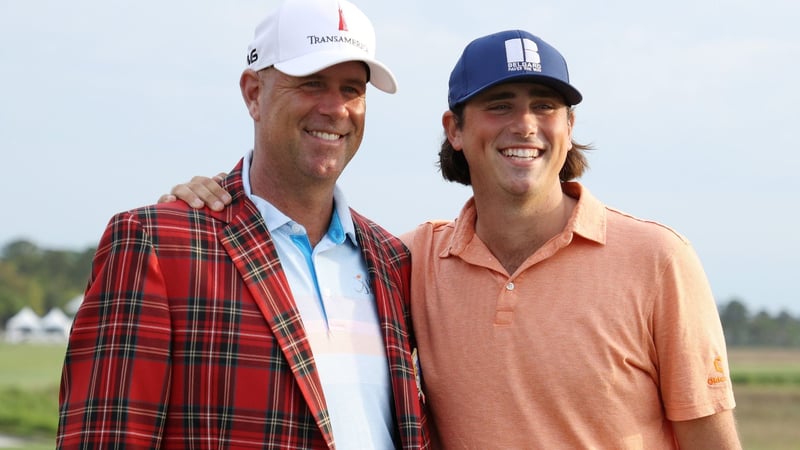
[
  {"x1": 0, "y1": 239, "x2": 798, "y2": 346},
  {"x1": 0, "y1": 239, "x2": 94, "y2": 324},
  {"x1": 718, "y1": 299, "x2": 800, "y2": 347}
]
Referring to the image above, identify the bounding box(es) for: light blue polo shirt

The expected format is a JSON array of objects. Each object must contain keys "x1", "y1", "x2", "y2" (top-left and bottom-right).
[{"x1": 242, "y1": 152, "x2": 395, "y2": 449}]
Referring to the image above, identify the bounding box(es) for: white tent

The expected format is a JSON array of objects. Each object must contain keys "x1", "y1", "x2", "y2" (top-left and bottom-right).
[
  {"x1": 40, "y1": 307, "x2": 72, "y2": 341},
  {"x1": 65, "y1": 294, "x2": 83, "y2": 316},
  {"x1": 5, "y1": 306, "x2": 42, "y2": 343}
]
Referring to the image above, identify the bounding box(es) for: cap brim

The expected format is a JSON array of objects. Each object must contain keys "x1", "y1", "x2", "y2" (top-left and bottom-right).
[
  {"x1": 275, "y1": 50, "x2": 397, "y2": 94},
  {"x1": 459, "y1": 73, "x2": 582, "y2": 107}
]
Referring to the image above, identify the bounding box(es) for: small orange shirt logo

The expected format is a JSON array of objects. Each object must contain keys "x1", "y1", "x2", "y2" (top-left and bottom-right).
[
  {"x1": 708, "y1": 356, "x2": 727, "y2": 385},
  {"x1": 713, "y1": 356, "x2": 724, "y2": 373}
]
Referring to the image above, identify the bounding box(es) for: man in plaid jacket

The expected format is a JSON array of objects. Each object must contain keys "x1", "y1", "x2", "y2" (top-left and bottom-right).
[{"x1": 57, "y1": 0, "x2": 429, "y2": 448}]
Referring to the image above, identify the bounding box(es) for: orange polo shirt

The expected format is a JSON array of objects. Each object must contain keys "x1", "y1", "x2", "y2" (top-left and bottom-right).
[{"x1": 402, "y1": 182, "x2": 735, "y2": 449}]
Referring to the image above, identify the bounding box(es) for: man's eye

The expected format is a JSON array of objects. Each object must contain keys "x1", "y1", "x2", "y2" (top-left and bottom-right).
[
  {"x1": 342, "y1": 86, "x2": 363, "y2": 96},
  {"x1": 488, "y1": 104, "x2": 511, "y2": 111},
  {"x1": 534, "y1": 103, "x2": 555, "y2": 110}
]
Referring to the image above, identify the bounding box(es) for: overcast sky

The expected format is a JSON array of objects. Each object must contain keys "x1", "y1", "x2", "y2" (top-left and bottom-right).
[{"x1": 2, "y1": 0, "x2": 798, "y2": 314}]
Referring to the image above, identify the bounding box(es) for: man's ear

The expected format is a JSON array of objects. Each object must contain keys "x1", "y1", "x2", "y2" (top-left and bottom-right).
[
  {"x1": 442, "y1": 110, "x2": 463, "y2": 151},
  {"x1": 567, "y1": 108, "x2": 575, "y2": 141},
  {"x1": 240, "y1": 69, "x2": 261, "y2": 120}
]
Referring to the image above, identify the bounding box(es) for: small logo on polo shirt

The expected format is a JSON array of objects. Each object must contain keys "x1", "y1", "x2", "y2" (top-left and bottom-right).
[
  {"x1": 713, "y1": 355, "x2": 724, "y2": 373},
  {"x1": 354, "y1": 274, "x2": 371, "y2": 294},
  {"x1": 707, "y1": 355, "x2": 728, "y2": 385}
]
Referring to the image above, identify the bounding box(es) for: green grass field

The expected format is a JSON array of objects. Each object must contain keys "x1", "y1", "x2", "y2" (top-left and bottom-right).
[
  {"x1": 0, "y1": 343, "x2": 798, "y2": 449},
  {"x1": 728, "y1": 348, "x2": 800, "y2": 450},
  {"x1": 0, "y1": 342, "x2": 64, "y2": 449}
]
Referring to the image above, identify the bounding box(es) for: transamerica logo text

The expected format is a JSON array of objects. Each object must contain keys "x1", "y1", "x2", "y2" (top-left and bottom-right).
[{"x1": 306, "y1": 35, "x2": 369, "y2": 53}]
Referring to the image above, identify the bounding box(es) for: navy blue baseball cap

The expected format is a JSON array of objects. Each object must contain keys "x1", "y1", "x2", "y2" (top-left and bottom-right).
[{"x1": 448, "y1": 30, "x2": 582, "y2": 109}]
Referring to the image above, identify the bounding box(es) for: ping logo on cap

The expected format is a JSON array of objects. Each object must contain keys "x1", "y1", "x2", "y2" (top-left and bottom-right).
[
  {"x1": 505, "y1": 38, "x2": 542, "y2": 73},
  {"x1": 247, "y1": 49, "x2": 258, "y2": 65}
]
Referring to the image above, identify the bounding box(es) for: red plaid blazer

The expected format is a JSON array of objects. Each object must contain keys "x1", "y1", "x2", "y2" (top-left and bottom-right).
[{"x1": 58, "y1": 160, "x2": 430, "y2": 449}]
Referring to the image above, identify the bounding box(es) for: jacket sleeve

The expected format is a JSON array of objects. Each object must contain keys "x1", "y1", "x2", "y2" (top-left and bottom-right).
[{"x1": 57, "y1": 211, "x2": 172, "y2": 449}]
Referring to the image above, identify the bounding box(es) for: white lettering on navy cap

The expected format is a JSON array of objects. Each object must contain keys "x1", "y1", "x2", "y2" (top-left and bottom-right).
[{"x1": 505, "y1": 37, "x2": 542, "y2": 73}]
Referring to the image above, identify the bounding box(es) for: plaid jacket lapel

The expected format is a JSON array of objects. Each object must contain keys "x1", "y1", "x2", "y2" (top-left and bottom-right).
[
  {"x1": 352, "y1": 211, "x2": 431, "y2": 449},
  {"x1": 217, "y1": 163, "x2": 334, "y2": 448}
]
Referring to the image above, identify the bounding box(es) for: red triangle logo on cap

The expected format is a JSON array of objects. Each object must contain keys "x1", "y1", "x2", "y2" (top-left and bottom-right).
[{"x1": 338, "y1": 6, "x2": 348, "y2": 31}]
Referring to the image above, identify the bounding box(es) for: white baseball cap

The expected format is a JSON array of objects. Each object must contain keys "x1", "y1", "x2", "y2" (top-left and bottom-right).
[{"x1": 246, "y1": 0, "x2": 397, "y2": 93}]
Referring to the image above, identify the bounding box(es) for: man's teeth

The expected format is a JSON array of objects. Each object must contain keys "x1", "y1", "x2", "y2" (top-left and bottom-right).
[
  {"x1": 501, "y1": 148, "x2": 541, "y2": 158},
  {"x1": 310, "y1": 131, "x2": 341, "y2": 141}
]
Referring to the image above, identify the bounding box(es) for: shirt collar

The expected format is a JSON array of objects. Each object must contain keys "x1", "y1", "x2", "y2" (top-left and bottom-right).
[
  {"x1": 446, "y1": 181, "x2": 607, "y2": 257},
  {"x1": 562, "y1": 181, "x2": 607, "y2": 245},
  {"x1": 241, "y1": 150, "x2": 358, "y2": 246}
]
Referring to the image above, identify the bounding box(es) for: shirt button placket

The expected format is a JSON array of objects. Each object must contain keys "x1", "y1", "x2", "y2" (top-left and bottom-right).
[{"x1": 495, "y1": 279, "x2": 516, "y2": 325}]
